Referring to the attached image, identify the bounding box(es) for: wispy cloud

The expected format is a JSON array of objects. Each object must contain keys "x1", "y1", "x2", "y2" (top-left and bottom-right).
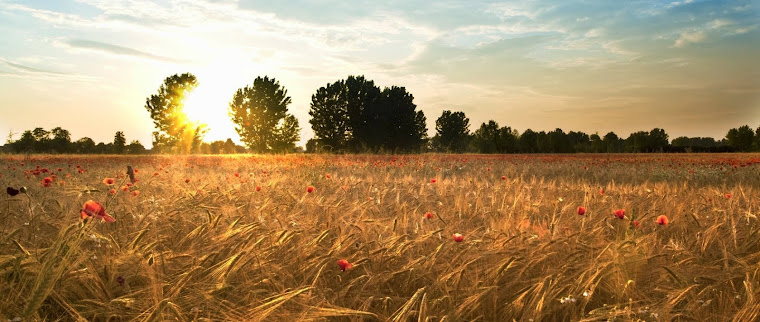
[
  {"x1": 61, "y1": 39, "x2": 183, "y2": 63},
  {"x1": 673, "y1": 30, "x2": 706, "y2": 48}
]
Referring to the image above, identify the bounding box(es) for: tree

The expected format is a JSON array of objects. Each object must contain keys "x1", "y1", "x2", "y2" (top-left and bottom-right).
[
  {"x1": 649, "y1": 128, "x2": 669, "y2": 152},
  {"x1": 229, "y1": 76, "x2": 297, "y2": 153},
  {"x1": 590, "y1": 133, "x2": 605, "y2": 153},
  {"x1": 432, "y1": 110, "x2": 470, "y2": 152},
  {"x1": 126, "y1": 140, "x2": 146, "y2": 154},
  {"x1": 519, "y1": 129, "x2": 538, "y2": 153},
  {"x1": 8, "y1": 130, "x2": 35, "y2": 153},
  {"x1": 471, "y1": 121, "x2": 500, "y2": 153},
  {"x1": 73, "y1": 137, "x2": 96, "y2": 154},
  {"x1": 270, "y1": 114, "x2": 301, "y2": 153},
  {"x1": 308, "y1": 75, "x2": 426, "y2": 153},
  {"x1": 379, "y1": 86, "x2": 427, "y2": 152},
  {"x1": 344, "y1": 76, "x2": 383, "y2": 150},
  {"x1": 113, "y1": 131, "x2": 127, "y2": 154},
  {"x1": 756, "y1": 126, "x2": 760, "y2": 151},
  {"x1": 309, "y1": 80, "x2": 349, "y2": 151},
  {"x1": 603, "y1": 132, "x2": 622, "y2": 153},
  {"x1": 32, "y1": 127, "x2": 49, "y2": 152},
  {"x1": 50, "y1": 127, "x2": 71, "y2": 153},
  {"x1": 726, "y1": 125, "x2": 755, "y2": 151},
  {"x1": 145, "y1": 73, "x2": 206, "y2": 153}
]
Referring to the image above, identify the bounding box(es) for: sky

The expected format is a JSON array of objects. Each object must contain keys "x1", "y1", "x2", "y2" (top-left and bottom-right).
[{"x1": 0, "y1": 0, "x2": 758, "y2": 148}]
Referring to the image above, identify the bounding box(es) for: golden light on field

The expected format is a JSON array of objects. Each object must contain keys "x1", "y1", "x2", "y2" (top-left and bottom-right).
[{"x1": 181, "y1": 83, "x2": 240, "y2": 143}]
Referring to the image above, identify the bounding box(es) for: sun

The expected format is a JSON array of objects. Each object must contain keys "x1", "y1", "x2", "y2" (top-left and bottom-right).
[{"x1": 181, "y1": 84, "x2": 240, "y2": 143}]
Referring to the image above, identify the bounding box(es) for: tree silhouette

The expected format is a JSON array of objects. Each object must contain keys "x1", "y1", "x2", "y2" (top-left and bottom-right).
[
  {"x1": 379, "y1": 86, "x2": 427, "y2": 152},
  {"x1": 270, "y1": 114, "x2": 301, "y2": 153},
  {"x1": 113, "y1": 131, "x2": 126, "y2": 154},
  {"x1": 309, "y1": 76, "x2": 426, "y2": 153},
  {"x1": 726, "y1": 125, "x2": 755, "y2": 151},
  {"x1": 145, "y1": 73, "x2": 206, "y2": 153},
  {"x1": 519, "y1": 129, "x2": 538, "y2": 153},
  {"x1": 126, "y1": 140, "x2": 145, "y2": 154},
  {"x1": 50, "y1": 127, "x2": 71, "y2": 153},
  {"x1": 229, "y1": 76, "x2": 298, "y2": 153},
  {"x1": 309, "y1": 79, "x2": 349, "y2": 151},
  {"x1": 433, "y1": 110, "x2": 470, "y2": 153}
]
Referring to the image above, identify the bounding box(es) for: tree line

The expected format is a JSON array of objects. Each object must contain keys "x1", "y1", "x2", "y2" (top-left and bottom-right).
[{"x1": 4, "y1": 72, "x2": 759, "y2": 154}]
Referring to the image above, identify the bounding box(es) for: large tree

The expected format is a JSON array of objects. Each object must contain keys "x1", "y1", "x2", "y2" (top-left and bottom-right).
[
  {"x1": 432, "y1": 110, "x2": 470, "y2": 152},
  {"x1": 50, "y1": 127, "x2": 71, "y2": 153},
  {"x1": 309, "y1": 79, "x2": 349, "y2": 151},
  {"x1": 144, "y1": 73, "x2": 205, "y2": 153},
  {"x1": 113, "y1": 131, "x2": 126, "y2": 154},
  {"x1": 229, "y1": 76, "x2": 298, "y2": 153},
  {"x1": 379, "y1": 86, "x2": 427, "y2": 152},
  {"x1": 308, "y1": 75, "x2": 426, "y2": 153},
  {"x1": 726, "y1": 125, "x2": 755, "y2": 152}
]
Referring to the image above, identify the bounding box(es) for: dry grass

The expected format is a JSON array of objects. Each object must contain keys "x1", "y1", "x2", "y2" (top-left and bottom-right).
[{"x1": 0, "y1": 153, "x2": 758, "y2": 321}]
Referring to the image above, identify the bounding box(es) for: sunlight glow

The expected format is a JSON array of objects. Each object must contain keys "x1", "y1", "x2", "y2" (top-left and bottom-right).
[{"x1": 181, "y1": 83, "x2": 239, "y2": 143}]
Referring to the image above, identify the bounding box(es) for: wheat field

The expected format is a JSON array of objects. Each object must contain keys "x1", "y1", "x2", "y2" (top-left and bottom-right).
[{"x1": 1, "y1": 154, "x2": 758, "y2": 321}]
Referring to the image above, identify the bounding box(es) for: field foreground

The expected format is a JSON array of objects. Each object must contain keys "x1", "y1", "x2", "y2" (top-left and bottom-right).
[{"x1": 1, "y1": 153, "x2": 759, "y2": 321}]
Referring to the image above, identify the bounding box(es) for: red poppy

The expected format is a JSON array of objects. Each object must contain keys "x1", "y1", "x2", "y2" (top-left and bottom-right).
[
  {"x1": 452, "y1": 233, "x2": 464, "y2": 242},
  {"x1": 80, "y1": 200, "x2": 115, "y2": 222},
  {"x1": 41, "y1": 177, "x2": 53, "y2": 187},
  {"x1": 109, "y1": 188, "x2": 116, "y2": 195},
  {"x1": 430, "y1": 178, "x2": 437, "y2": 184},
  {"x1": 132, "y1": 190, "x2": 140, "y2": 197},
  {"x1": 256, "y1": 185, "x2": 262, "y2": 192},
  {"x1": 307, "y1": 186, "x2": 315, "y2": 193},
  {"x1": 656, "y1": 215, "x2": 669, "y2": 226},
  {"x1": 613, "y1": 209, "x2": 625, "y2": 219},
  {"x1": 337, "y1": 259, "x2": 352, "y2": 271},
  {"x1": 631, "y1": 220, "x2": 641, "y2": 228},
  {"x1": 577, "y1": 206, "x2": 586, "y2": 216},
  {"x1": 725, "y1": 193, "x2": 731, "y2": 199},
  {"x1": 103, "y1": 177, "x2": 115, "y2": 185},
  {"x1": 424, "y1": 212, "x2": 434, "y2": 219},
  {"x1": 599, "y1": 188, "x2": 604, "y2": 195},
  {"x1": 184, "y1": 178, "x2": 190, "y2": 183},
  {"x1": 153, "y1": 172, "x2": 159, "y2": 176},
  {"x1": 501, "y1": 176, "x2": 507, "y2": 180},
  {"x1": 325, "y1": 174, "x2": 331, "y2": 179},
  {"x1": 120, "y1": 185, "x2": 129, "y2": 191}
]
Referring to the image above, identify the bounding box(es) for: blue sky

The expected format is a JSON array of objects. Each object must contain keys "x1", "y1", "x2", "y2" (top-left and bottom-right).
[{"x1": 1, "y1": 0, "x2": 758, "y2": 147}]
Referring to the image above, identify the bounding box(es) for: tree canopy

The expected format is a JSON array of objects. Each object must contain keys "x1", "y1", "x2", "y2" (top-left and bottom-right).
[
  {"x1": 144, "y1": 72, "x2": 206, "y2": 153},
  {"x1": 229, "y1": 76, "x2": 299, "y2": 153}
]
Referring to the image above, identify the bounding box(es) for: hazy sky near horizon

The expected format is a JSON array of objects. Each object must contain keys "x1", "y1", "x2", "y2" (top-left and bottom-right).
[{"x1": 1, "y1": 0, "x2": 758, "y2": 148}]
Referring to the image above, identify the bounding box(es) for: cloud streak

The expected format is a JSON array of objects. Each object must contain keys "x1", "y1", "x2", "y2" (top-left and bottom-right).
[{"x1": 63, "y1": 39, "x2": 183, "y2": 63}]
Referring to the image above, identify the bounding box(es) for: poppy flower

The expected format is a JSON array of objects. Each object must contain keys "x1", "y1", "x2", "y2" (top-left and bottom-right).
[
  {"x1": 452, "y1": 233, "x2": 464, "y2": 242},
  {"x1": 132, "y1": 190, "x2": 140, "y2": 197},
  {"x1": 613, "y1": 209, "x2": 625, "y2": 219},
  {"x1": 424, "y1": 212, "x2": 434, "y2": 219},
  {"x1": 725, "y1": 193, "x2": 731, "y2": 199},
  {"x1": 256, "y1": 185, "x2": 262, "y2": 192},
  {"x1": 599, "y1": 188, "x2": 604, "y2": 195},
  {"x1": 337, "y1": 259, "x2": 352, "y2": 271},
  {"x1": 41, "y1": 177, "x2": 53, "y2": 187},
  {"x1": 103, "y1": 177, "x2": 115, "y2": 185},
  {"x1": 325, "y1": 174, "x2": 331, "y2": 179},
  {"x1": 153, "y1": 172, "x2": 159, "y2": 176},
  {"x1": 307, "y1": 186, "x2": 315, "y2": 193},
  {"x1": 109, "y1": 188, "x2": 116, "y2": 195},
  {"x1": 501, "y1": 176, "x2": 507, "y2": 180},
  {"x1": 184, "y1": 178, "x2": 190, "y2": 183},
  {"x1": 80, "y1": 200, "x2": 115, "y2": 222},
  {"x1": 6, "y1": 187, "x2": 20, "y2": 197},
  {"x1": 656, "y1": 215, "x2": 669, "y2": 226},
  {"x1": 430, "y1": 178, "x2": 437, "y2": 184},
  {"x1": 631, "y1": 220, "x2": 641, "y2": 228},
  {"x1": 120, "y1": 185, "x2": 129, "y2": 192},
  {"x1": 577, "y1": 206, "x2": 586, "y2": 216}
]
